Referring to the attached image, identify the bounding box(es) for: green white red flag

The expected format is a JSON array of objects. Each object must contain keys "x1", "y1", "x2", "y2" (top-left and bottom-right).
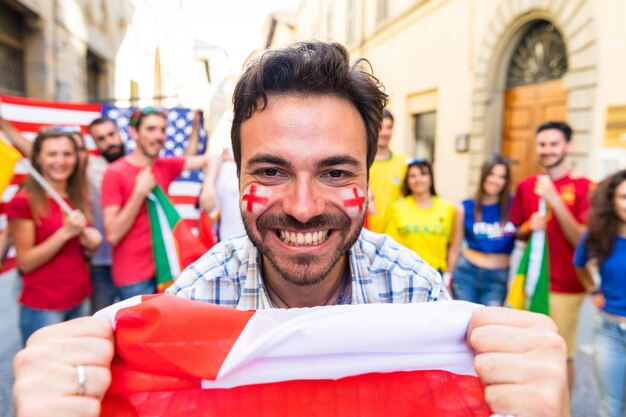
[
  {"x1": 506, "y1": 198, "x2": 550, "y2": 314},
  {"x1": 95, "y1": 294, "x2": 495, "y2": 417},
  {"x1": 146, "y1": 186, "x2": 209, "y2": 291}
]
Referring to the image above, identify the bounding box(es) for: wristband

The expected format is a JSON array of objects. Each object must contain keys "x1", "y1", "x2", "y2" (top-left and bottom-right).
[{"x1": 589, "y1": 288, "x2": 603, "y2": 296}]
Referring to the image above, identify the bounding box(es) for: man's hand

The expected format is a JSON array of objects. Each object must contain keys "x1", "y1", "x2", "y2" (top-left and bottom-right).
[
  {"x1": 13, "y1": 317, "x2": 115, "y2": 417},
  {"x1": 62, "y1": 210, "x2": 88, "y2": 239},
  {"x1": 198, "y1": 183, "x2": 217, "y2": 213},
  {"x1": 528, "y1": 211, "x2": 548, "y2": 231},
  {"x1": 80, "y1": 227, "x2": 103, "y2": 251},
  {"x1": 468, "y1": 307, "x2": 570, "y2": 417},
  {"x1": 134, "y1": 167, "x2": 156, "y2": 197},
  {"x1": 590, "y1": 292, "x2": 606, "y2": 309},
  {"x1": 534, "y1": 175, "x2": 560, "y2": 205}
]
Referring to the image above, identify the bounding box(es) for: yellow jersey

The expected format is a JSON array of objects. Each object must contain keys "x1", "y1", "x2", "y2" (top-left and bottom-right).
[
  {"x1": 368, "y1": 152, "x2": 407, "y2": 233},
  {"x1": 384, "y1": 196, "x2": 456, "y2": 271}
]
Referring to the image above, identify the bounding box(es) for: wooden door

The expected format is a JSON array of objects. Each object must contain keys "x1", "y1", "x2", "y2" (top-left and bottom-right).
[{"x1": 502, "y1": 79, "x2": 567, "y2": 186}]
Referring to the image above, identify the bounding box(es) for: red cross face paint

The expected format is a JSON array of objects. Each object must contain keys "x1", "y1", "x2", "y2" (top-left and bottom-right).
[
  {"x1": 238, "y1": 95, "x2": 368, "y2": 287},
  {"x1": 341, "y1": 187, "x2": 367, "y2": 218},
  {"x1": 241, "y1": 184, "x2": 271, "y2": 215}
]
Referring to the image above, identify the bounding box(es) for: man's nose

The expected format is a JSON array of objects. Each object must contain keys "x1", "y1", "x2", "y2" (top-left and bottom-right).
[{"x1": 282, "y1": 178, "x2": 325, "y2": 224}]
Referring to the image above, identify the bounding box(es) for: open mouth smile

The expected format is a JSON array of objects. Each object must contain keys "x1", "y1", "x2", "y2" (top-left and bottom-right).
[{"x1": 277, "y1": 229, "x2": 330, "y2": 246}]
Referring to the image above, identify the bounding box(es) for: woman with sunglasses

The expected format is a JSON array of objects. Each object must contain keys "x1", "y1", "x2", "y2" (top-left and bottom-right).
[
  {"x1": 450, "y1": 154, "x2": 515, "y2": 306},
  {"x1": 5, "y1": 129, "x2": 102, "y2": 344},
  {"x1": 384, "y1": 159, "x2": 458, "y2": 276},
  {"x1": 574, "y1": 169, "x2": 626, "y2": 417}
]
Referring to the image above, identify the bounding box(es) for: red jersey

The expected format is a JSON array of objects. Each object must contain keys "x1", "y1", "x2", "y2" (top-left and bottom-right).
[
  {"x1": 5, "y1": 190, "x2": 92, "y2": 309},
  {"x1": 102, "y1": 157, "x2": 185, "y2": 286},
  {"x1": 511, "y1": 173, "x2": 592, "y2": 294}
]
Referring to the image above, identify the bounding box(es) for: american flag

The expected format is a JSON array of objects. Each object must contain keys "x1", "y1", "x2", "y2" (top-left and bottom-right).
[{"x1": 0, "y1": 95, "x2": 208, "y2": 272}]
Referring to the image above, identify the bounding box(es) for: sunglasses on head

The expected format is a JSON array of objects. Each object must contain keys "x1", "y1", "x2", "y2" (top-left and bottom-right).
[{"x1": 130, "y1": 106, "x2": 160, "y2": 127}]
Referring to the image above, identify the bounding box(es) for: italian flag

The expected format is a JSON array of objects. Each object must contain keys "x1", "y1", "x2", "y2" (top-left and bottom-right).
[
  {"x1": 95, "y1": 294, "x2": 494, "y2": 417},
  {"x1": 506, "y1": 200, "x2": 550, "y2": 315},
  {"x1": 146, "y1": 186, "x2": 209, "y2": 292}
]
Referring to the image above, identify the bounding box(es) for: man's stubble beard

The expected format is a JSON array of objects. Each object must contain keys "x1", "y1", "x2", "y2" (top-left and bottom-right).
[
  {"x1": 242, "y1": 211, "x2": 364, "y2": 287},
  {"x1": 539, "y1": 153, "x2": 566, "y2": 170}
]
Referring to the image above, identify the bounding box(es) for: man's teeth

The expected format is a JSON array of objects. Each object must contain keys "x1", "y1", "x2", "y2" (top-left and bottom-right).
[{"x1": 279, "y1": 230, "x2": 329, "y2": 246}]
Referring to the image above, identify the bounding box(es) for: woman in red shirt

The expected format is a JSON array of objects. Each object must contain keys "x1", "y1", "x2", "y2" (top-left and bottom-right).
[{"x1": 6, "y1": 128, "x2": 102, "y2": 344}]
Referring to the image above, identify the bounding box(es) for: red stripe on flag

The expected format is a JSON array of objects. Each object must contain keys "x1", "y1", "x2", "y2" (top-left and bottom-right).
[
  {"x1": 10, "y1": 174, "x2": 27, "y2": 185},
  {"x1": 8, "y1": 120, "x2": 91, "y2": 135},
  {"x1": 170, "y1": 195, "x2": 197, "y2": 205},
  {"x1": 102, "y1": 370, "x2": 491, "y2": 417},
  {"x1": 0, "y1": 95, "x2": 101, "y2": 112}
]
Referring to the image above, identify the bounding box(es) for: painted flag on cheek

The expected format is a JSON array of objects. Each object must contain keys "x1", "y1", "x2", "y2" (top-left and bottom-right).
[{"x1": 96, "y1": 295, "x2": 493, "y2": 417}]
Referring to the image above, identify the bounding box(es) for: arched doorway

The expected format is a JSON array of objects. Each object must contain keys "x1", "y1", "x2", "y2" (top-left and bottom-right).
[{"x1": 501, "y1": 21, "x2": 568, "y2": 185}]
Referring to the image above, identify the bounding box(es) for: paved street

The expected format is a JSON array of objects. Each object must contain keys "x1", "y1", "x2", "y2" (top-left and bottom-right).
[{"x1": 0, "y1": 270, "x2": 601, "y2": 417}]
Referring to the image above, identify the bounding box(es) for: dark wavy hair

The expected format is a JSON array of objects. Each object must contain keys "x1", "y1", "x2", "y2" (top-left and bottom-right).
[
  {"x1": 403, "y1": 159, "x2": 436, "y2": 197},
  {"x1": 22, "y1": 128, "x2": 90, "y2": 223},
  {"x1": 474, "y1": 153, "x2": 511, "y2": 224},
  {"x1": 231, "y1": 40, "x2": 388, "y2": 175},
  {"x1": 536, "y1": 121, "x2": 572, "y2": 142},
  {"x1": 586, "y1": 169, "x2": 626, "y2": 262}
]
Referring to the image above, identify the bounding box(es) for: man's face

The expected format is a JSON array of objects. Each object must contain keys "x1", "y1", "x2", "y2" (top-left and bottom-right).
[
  {"x1": 132, "y1": 115, "x2": 166, "y2": 159},
  {"x1": 536, "y1": 128, "x2": 570, "y2": 169},
  {"x1": 377, "y1": 117, "x2": 393, "y2": 150},
  {"x1": 90, "y1": 121, "x2": 125, "y2": 163},
  {"x1": 239, "y1": 94, "x2": 368, "y2": 287}
]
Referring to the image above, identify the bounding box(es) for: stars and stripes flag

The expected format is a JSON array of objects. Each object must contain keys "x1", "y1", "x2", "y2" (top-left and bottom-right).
[
  {"x1": 0, "y1": 95, "x2": 209, "y2": 273},
  {"x1": 96, "y1": 294, "x2": 494, "y2": 417}
]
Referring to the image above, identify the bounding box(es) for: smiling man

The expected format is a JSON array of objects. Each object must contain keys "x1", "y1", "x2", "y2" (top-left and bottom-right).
[
  {"x1": 14, "y1": 42, "x2": 570, "y2": 417},
  {"x1": 510, "y1": 121, "x2": 593, "y2": 391},
  {"x1": 100, "y1": 109, "x2": 215, "y2": 299}
]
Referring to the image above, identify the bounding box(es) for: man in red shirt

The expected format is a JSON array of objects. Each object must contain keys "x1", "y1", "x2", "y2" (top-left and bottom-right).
[
  {"x1": 510, "y1": 120, "x2": 593, "y2": 390},
  {"x1": 101, "y1": 108, "x2": 217, "y2": 299}
]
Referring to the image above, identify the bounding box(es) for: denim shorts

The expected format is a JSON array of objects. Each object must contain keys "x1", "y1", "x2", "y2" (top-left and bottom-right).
[
  {"x1": 451, "y1": 255, "x2": 509, "y2": 306},
  {"x1": 592, "y1": 312, "x2": 626, "y2": 417}
]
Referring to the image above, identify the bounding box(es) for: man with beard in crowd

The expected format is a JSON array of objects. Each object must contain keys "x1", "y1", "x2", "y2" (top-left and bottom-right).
[
  {"x1": 511, "y1": 121, "x2": 593, "y2": 391},
  {"x1": 85, "y1": 118, "x2": 126, "y2": 312}
]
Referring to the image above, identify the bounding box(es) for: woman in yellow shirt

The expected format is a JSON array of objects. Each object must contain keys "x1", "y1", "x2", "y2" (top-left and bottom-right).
[{"x1": 384, "y1": 159, "x2": 458, "y2": 273}]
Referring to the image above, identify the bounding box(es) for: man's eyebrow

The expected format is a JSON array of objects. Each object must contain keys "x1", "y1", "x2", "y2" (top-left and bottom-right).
[
  {"x1": 246, "y1": 153, "x2": 294, "y2": 169},
  {"x1": 317, "y1": 155, "x2": 361, "y2": 169}
]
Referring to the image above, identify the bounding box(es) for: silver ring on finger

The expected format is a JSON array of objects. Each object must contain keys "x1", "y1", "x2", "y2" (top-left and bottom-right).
[{"x1": 75, "y1": 364, "x2": 86, "y2": 396}]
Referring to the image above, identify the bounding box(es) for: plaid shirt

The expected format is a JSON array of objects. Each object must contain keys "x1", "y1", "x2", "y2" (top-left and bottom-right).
[{"x1": 167, "y1": 229, "x2": 446, "y2": 309}]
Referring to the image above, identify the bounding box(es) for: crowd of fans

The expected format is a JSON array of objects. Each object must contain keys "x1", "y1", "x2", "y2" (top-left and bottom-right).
[{"x1": 1, "y1": 100, "x2": 624, "y2": 415}]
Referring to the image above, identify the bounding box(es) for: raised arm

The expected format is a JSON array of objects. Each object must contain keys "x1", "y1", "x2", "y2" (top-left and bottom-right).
[
  {"x1": 183, "y1": 110, "x2": 203, "y2": 157},
  {"x1": 0, "y1": 115, "x2": 32, "y2": 156}
]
